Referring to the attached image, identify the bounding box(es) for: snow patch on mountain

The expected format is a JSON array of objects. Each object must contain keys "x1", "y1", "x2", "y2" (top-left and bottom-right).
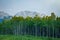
[{"x1": 15, "y1": 11, "x2": 40, "y2": 17}]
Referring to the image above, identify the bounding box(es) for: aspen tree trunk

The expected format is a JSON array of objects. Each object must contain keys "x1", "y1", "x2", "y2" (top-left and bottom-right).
[
  {"x1": 52, "y1": 21, "x2": 54, "y2": 40},
  {"x1": 24, "y1": 21, "x2": 26, "y2": 35},
  {"x1": 40, "y1": 26, "x2": 41, "y2": 37},
  {"x1": 35, "y1": 22, "x2": 37, "y2": 37},
  {"x1": 55, "y1": 28, "x2": 57, "y2": 38},
  {"x1": 47, "y1": 25, "x2": 49, "y2": 39}
]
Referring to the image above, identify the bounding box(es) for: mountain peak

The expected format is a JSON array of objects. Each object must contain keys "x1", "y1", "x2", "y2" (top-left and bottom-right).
[{"x1": 15, "y1": 11, "x2": 40, "y2": 17}]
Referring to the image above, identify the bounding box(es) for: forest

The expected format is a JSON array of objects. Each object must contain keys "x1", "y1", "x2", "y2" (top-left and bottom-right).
[{"x1": 0, "y1": 12, "x2": 60, "y2": 38}]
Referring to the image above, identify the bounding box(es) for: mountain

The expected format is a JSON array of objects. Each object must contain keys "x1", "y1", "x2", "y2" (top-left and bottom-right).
[
  {"x1": 0, "y1": 11, "x2": 9, "y2": 19},
  {"x1": 15, "y1": 11, "x2": 40, "y2": 17},
  {"x1": 0, "y1": 11, "x2": 12, "y2": 22}
]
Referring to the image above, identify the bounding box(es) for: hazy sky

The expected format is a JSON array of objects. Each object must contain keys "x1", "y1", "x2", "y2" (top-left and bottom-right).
[{"x1": 0, "y1": 0, "x2": 60, "y2": 16}]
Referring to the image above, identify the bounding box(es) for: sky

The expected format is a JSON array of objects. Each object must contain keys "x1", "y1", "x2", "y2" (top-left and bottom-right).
[{"x1": 0, "y1": 0, "x2": 60, "y2": 16}]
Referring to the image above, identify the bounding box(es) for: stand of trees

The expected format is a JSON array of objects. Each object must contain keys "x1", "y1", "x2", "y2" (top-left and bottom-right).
[{"x1": 0, "y1": 12, "x2": 60, "y2": 38}]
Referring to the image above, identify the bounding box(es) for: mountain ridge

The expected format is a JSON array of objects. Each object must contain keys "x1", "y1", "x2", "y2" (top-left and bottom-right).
[{"x1": 15, "y1": 11, "x2": 41, "y2": 17}]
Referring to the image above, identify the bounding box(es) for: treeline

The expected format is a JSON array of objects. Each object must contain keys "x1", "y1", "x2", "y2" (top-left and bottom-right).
[{"x1": 0, "y1": 12, "x2": 60, "y2": 38}]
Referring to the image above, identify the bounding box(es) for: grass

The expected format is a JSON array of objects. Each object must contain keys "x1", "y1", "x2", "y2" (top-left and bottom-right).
[{"x1": 0, "y1": 35, "x2": 60, "y2": 40}]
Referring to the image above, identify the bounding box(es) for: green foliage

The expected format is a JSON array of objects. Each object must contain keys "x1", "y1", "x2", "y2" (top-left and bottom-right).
[{"x1": 0, "y1": 13, "x2": 60, "y2": 38}]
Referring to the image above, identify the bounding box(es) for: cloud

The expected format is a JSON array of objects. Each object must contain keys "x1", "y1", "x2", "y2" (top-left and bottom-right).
[
  {"x1": 0, "y1": 0, "x2": 60, "y2": 16},
  {"x1": 51, "y1": 0, "x2": 60, "y2": 16}
]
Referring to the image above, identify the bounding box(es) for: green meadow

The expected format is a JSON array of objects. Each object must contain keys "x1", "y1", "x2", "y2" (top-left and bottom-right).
[{"x1": 0, "y1": 35, "x2": 60, "y2": 40}]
